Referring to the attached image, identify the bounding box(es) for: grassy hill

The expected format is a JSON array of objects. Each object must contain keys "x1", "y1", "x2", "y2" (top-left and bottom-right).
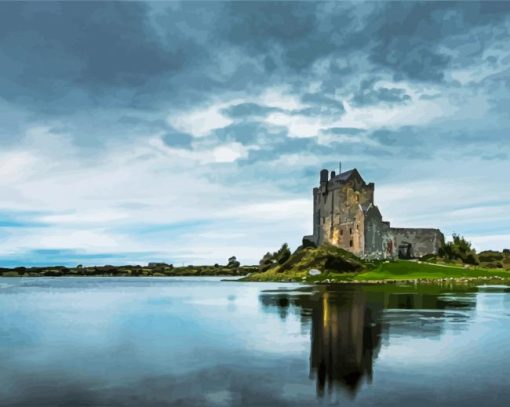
[
  {"x1": 243, "y1": 244, "x2": 365, "y2": 282},
  {"x1": 243, "y1": 244, "x2": 510, "y2": 283}
]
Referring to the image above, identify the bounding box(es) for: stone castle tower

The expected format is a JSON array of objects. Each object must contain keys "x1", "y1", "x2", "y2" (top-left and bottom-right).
[{"x1": 303, "y1": 167, "x2": 444, "y2": 259}]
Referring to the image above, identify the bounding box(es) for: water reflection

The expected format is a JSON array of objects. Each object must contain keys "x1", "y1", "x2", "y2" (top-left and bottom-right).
[
  {"x1": 259, "y1": 284, "x2": 477, "y2": 398},
  {"x1": 3, "y1": 278, "x2": 507, "y2": 406},
  {"x1": 310, "y1": 289, "x2": 382, "y2": 397}
]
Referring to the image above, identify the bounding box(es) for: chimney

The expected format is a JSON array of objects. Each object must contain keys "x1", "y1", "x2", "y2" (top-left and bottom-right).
[{"x1": 320, "y1": 169, "x2": 329, "y2": 184}]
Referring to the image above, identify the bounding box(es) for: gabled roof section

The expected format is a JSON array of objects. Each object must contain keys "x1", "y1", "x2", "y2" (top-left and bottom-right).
[{"x1": 331, "y1": 168, "x2": 366, "y2": 184}]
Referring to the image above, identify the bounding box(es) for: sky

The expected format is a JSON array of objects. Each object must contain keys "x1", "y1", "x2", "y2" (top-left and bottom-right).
[{"x1": 0, "y1": 1, "x2": 509, "y2": 267}]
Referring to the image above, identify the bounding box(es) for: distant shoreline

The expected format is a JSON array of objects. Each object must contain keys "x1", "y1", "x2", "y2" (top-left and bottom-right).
[
  {"x1": 0, "y1": 264, "x2": 258, "y2": 278},
  {"x1": 3, "y1": 252, "x2": 510, "y2": 286}
]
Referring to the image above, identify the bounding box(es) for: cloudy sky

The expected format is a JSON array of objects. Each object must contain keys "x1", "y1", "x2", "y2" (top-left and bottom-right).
[{"x1": 0, "y1": 1, "x2": 509, "y2": 266}]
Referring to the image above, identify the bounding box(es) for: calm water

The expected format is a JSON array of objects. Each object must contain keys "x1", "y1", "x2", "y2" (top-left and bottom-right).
[{"x1": 1, "y1": 278, "x2": 510, "y2": 406}]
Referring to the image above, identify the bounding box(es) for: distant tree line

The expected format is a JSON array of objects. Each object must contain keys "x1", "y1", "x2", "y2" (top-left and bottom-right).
[{"x1": 436, "y1": 234, "x2": 510, "y2": 269}]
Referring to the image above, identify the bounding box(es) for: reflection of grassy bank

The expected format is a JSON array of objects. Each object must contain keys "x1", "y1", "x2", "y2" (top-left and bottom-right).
[
  {"x1": 0, "y1": 264, "x2": 259, "y2": 277},
  {"x1": 243, "y1": 244, "x2": 510, "y2": 284}
]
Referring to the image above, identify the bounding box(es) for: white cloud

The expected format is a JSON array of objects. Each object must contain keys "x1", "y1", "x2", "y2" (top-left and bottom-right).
[
  {"x1": 169, "y1": 103, "x2": 233, "y2": 137},
  {"x1": 38, "y1": 210, "x2": 130, "y2": 225},
  {"x1": 470, "y1": 234, "x2": 510, "y2": 252},
  {"x1": 0, "y1": 151, "x2": 38, "y2": 180},
  {"x1": 149, "y1": 136, "x2": 248, "y2": 164},
  {"x1": 231, "y1": 199, "x2": 310, "y2": 223},
  {"x1": 265, "y1": 112, "x2": 328, "y2": 138},
  {"x1": 257, "y1": 87, "x2": 304, "y2": 111},
  {"x1": 212, "y1": 142, "x2": 248, "y2": 163},
  {"x1": 339, "y1": 98, "x2": 451, "y2": 130},
  {"x1": 1, "y1": 227, "x2": 131, "y2": 253}
]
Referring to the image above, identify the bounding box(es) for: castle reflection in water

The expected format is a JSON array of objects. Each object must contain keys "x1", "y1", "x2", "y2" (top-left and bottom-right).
[{"x1": 259, "y1": 285, "x2": 476, "y2": 398}]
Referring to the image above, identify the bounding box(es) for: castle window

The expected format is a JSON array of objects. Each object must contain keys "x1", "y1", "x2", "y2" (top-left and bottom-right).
[
  {"x1": 349, "y1": 239, "x2": 353, "y2": 247},
  {"x1": 340, "y1": 229, "x2": 343, "y2": 236},
  {"x1": 349, "y1": 228, "x2": 353, "y2": 235},
  {"x1": 356, "y1": 194, "x2": 360, "y2": 202},
  {"x1": 356, "y1": 224, "x2": 359, "y2": 230}
]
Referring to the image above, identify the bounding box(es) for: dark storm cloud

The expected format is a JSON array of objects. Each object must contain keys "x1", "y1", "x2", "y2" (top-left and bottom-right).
[
  {"x1": 222, "y1": 94, "x2": 344, "y2": 121},
  {"x1": 210, "y1": 120, "x2": 325, "y2": 164},
  {"x1": 366, "y1": 123, "x2": 510, "y2": 161},
  {"x1": 244, "y1": 136, "x2": 320, "y2": 164},
  {"x1": 2, "y1": 0, "x2": 510, "y2": 120},
  {"x1": 296, "y1": 93, "x2": 345, "y2": 116},
  {"x1": 366, "y1": 127, "x2": 433, "y2": 159},
  {"x1": 213, "y1": 121, "x2": 287, "y2": 145},
  {"x1": 352, "y1": 79, "x2": 411, "y2": 106},
  {"x1": 0, "y1": 2, "x2": 189, "y2": 109},
  {"x1": 0, "y1": 1, "x2": 509, "y2": 158},
  {"x1": 162, "y1": 130, "x2": 193, "y2": 149},
  {"x1": 218, "y1": 1, "x2": 510, "y2": 83},
  {"x1": 368, "y1": 1, "x2": 510, "y2": 81},
  {"x1": 219, "y1": 0, "x2": 321, "y2": 71}
]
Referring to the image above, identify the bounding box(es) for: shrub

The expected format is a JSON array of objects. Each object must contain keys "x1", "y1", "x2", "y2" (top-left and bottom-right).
[
  {"x1": 227, "y1": 256, "x2": 241, "y2": 268},
  {"x1": 257, "y1": 243, "x2": 293, "y2": 272},
  {"x1": 483, "y1": 262, "x2": 503, "y2": 269},
  {"x1": 259, "y1": 251, "x2": 277, "y2": 272},
  {"x1": 275, "y1": 243, "x2": 291, "y2": 265},
  {"x1": 478, "y1": 250, "x2": 503, "y2": 263},
  {"x1": 439, "y1": 234, "x2": 478, "y2": 265},
  {"x1": 464, "y1": 253, "x2": 479, "y2": 265}
]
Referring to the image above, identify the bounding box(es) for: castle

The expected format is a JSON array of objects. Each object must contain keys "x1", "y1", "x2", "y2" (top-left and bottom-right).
[{"x1": 303, "y1": 167, "x2": 444, "y2": 259}]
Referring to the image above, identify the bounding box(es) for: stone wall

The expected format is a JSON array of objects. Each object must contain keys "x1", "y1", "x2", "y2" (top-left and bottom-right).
[
  {"x1": 363, "y1": 206, "x2": 391, "y2": 259},
  {"x1": 389, "y1": 228, "x2": 444, "y2": 258}
]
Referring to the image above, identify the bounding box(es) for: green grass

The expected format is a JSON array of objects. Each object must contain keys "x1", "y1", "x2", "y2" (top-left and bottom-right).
[
  {"x1": 353, "y1": 260, "x2": 510, "y2": 281},
  {"x1": 243, "y1": 244, "x2": 510, "y2": 284}
]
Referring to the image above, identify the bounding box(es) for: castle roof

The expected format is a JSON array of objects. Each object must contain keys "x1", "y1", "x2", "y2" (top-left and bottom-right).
[
  {"x1": 334, "y1": 169, "x2": 356, "y2": 181},
  {"x1": 331, "y1": 168, "x2": 365, "y2": 183}
]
